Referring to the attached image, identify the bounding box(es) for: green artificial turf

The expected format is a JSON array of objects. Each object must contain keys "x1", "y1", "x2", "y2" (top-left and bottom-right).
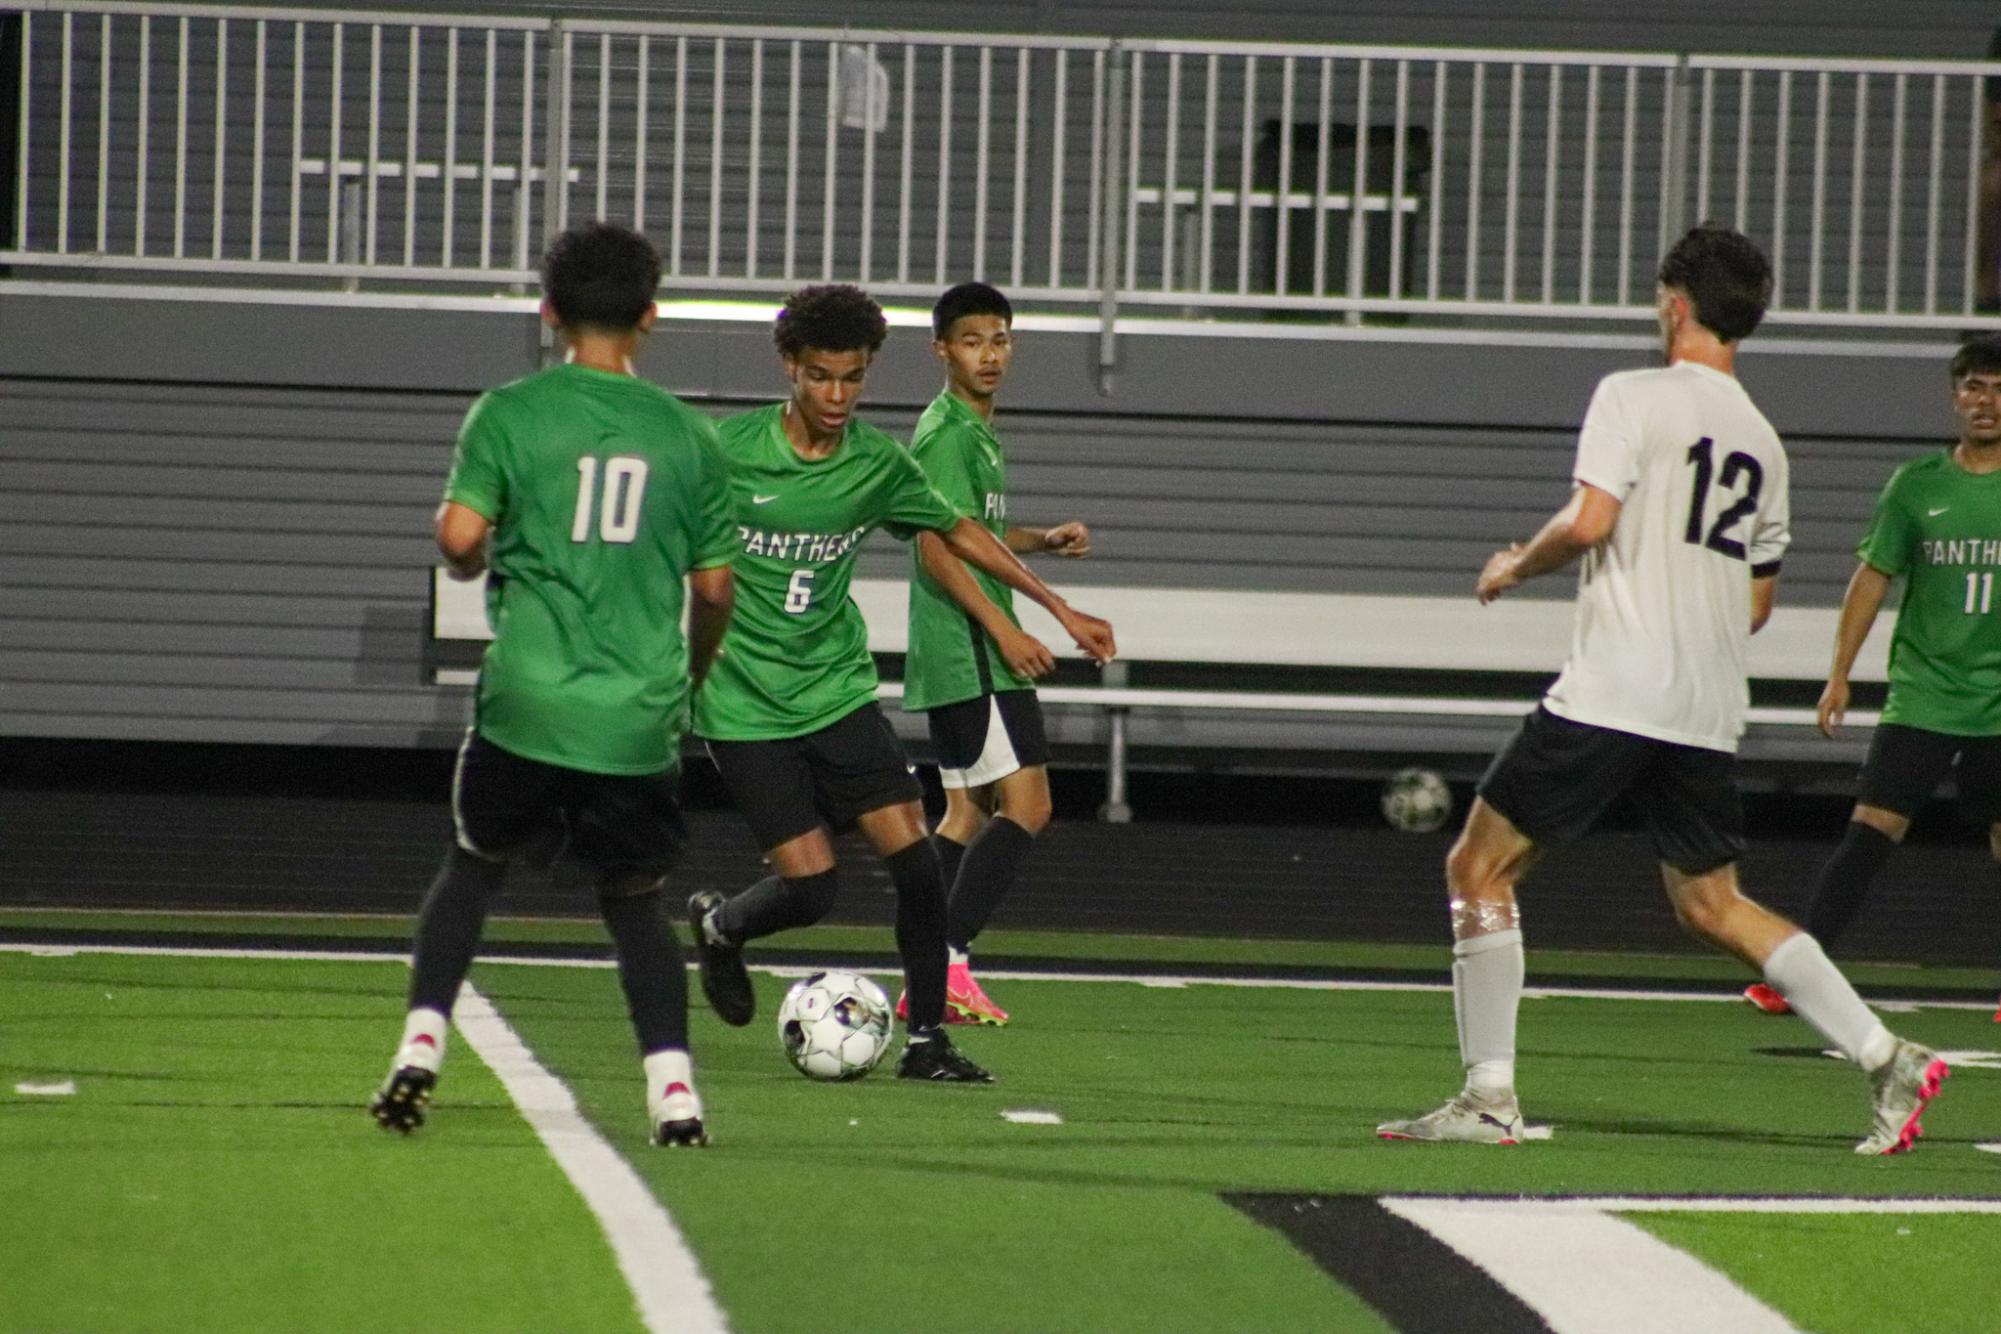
[
  {"x1": 0, "y1": 952, "x2": 645, "y2": 1334},
  {"x1": 4, "y1": 938, "x2": 1997, "y2": 1334},
  {"x1": 1634, "y1": 1212, "x2": 2001, "y2": 1334}
]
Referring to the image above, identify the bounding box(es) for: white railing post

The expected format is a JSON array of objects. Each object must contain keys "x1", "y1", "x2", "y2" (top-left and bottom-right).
[
  {"x1": 538, "y1": 18, "x2": 568, "y2": 361},
  {"x1": 1096, "y1": 39, "x2": 1125, "y2": 393},
  {"x1": 1661, "y1": 54, "x2": 1693, "y2": 251}
]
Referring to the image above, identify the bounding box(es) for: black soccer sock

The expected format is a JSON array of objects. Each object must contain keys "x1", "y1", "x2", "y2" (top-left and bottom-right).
[
  {"x1": 407, "y1": 846, "x2": 508, "y2": 1014},
  {"x1": 885, "y1": 840, "x2": 949, "y2": 1030},
  {"x1": 718, "y1": 869, "x2": 841, "y2": 943},
  {"x1": 1803, "y1": 821, "x2": 1898, "y2": 949},
  {"x1": 597, "y1": 881, "x2": 689, "y2": 1054},
  {"x1": 931, "y1": 833, "x2": 968, "y2": 901},
  {"x1": 946, "y1": 816, "x2": 1035, "y2": 953}
]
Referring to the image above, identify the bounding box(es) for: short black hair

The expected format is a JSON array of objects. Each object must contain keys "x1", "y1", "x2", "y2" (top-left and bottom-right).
[
  {"x1": 540, "y1": 221, "x2": 661, "y2": 332},
  {"x1": 932, "y1": 281, "x2": 1014, "y2": 339},
  {"x1": 1657, "y1": 224, "x2": 1772, "y2": 344},
  {"x1": 773, "y1": 284, "x2": 888, "y2": 359},
  {"x1": 1952, "y1": 334, "x2": 2001, "y2": 381}
]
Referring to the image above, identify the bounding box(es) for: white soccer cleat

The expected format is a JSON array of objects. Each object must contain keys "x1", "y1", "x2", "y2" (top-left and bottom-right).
[
  {"x1": 651, "y1": 1079, "x2": 709, "y2": 1148},
  {"x1": 1855, "y1": 1040, "x2": 1949, "y2": 1156},
  {"x1": 1377, "y1": 1090, "x2": 1524, "y2": 1145}
]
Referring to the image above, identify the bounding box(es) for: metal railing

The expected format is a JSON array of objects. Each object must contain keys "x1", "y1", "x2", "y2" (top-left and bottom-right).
[{"x1": 7, "y1": 2, "x2": 2000, "y2": 333}]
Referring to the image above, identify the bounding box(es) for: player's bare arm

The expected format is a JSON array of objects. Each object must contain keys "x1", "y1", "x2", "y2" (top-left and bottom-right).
[
  {"x1": 435, "y1": 500, "x2": 492, "y2": 581},
  {"x1": 916, "y1": 531, "x2": 1057, "y2": 679},
  {"x1": 686, "y1": 564, "x2": 735, "y2": 690},
  {"x1": 1005, "y1": 522, "x2": 1092, "y2": 558},
  {"x1": 1816, "y1": 562, "x2": 1894, "y2": 737},
  {"x1": 1750, "y1": 573, "x2": 1779, "y2": 635},
  {"x1": 937, "y1": 516, "x2": 1117, "y2": 663},
  {"x1": 1475, "y1": 483, "x2": 1621, "y2": 604}
]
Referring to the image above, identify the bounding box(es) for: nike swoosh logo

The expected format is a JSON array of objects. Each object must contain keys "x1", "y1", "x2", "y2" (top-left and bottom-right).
[
  {"x1": 1478, "y1": 1112, "x2": 1520, "y2": 1132},
  {"x1": 751, "y1": 494, "x2": 779, "y2": 505},
  {"x1": 1929, "y1": 507, "x2": 1950, "y2": 516}
]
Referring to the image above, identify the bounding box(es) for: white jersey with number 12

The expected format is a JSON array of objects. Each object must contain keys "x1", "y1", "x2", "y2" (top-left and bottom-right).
[{"x1": 1542, "y1": 362, "x2": 1792, "y2": 754}]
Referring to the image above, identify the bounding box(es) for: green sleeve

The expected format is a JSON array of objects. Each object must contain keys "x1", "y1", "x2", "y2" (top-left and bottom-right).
[
  {"x1": 443, "y1": 392, "x2": 507, "y2": 521},
  {"x1": 912, "y1": 422, "x2": 981, "y2": 514},
  {"x1": 691, "y1": 427, "x2": 737, "y2": 570},
  {"x1": 879, "y1": 442, "x2": 967, "y2": 541},
  {"x1": 1856, "y1": 467, "x2": 1915, "y2": 577}
]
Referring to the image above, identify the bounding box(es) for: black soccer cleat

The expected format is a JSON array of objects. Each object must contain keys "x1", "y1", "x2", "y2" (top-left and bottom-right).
[
  {"x1": 652, "y1": 1115, "x2": 710, "y2": 1148},
  {"x1": 687, "y1": 890, "x2": 755, "y2": 1027},
  {"x1": 370, "y1": 1066, "x2": 438, "y2": 1134},
  {"x1": 896, "y1": 1033, "x2": 995, "y2": 1084}
]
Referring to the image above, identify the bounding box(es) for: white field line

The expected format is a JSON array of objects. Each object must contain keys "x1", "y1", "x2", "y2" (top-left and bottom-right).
[
  {"x1": 1385, "y1": 1195, "x2": 2001, "y2": 1214},
  {"x1": 453, "y1": 985, "x2": 729, "y2": 1334},
  {"x1": 1383, "y1": 1198, "x2": 1801, "y2": 1334},
  {"x1": 5, "y1": 940, "x2": 1994, "y2": 1013}
]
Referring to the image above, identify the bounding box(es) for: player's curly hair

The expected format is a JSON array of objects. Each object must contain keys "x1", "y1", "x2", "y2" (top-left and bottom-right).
[
  {"x1": 540, "y1": 221, "x2": 661, "y2": 331},
  {"x1": 773, "y1": 284, "x2": 888, "y2": 359},
  {"x1": 1657, "y1": 224, "x2": 1771, "y2": 344},
  {"x1": 932, "y1": 281, "x2": 1013, "y2": 339},
  {"x1": 1951, "y1": 334, "x2": 2001, "y2": 382}
]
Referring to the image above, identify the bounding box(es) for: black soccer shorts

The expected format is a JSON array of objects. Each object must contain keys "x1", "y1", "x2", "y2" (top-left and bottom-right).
[
  {"x1": 1477, "y1": 704, "x2": 1746, "y2": 875},
  {"x1": 451, "y1": 730, "x2": 687, "y2": 879},
  {"x1": 1855, "y1": 722, "x2": 2001, "y2": 824},
  {"x1": 926, "y1": 689, "x2": 1050, "y2": 789},
  {"x1": 702, "y1": 702, "x2": 924, "y2": 852}
]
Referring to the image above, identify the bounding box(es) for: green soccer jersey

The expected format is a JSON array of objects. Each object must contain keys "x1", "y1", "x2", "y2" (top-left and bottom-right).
[
  {"x1": 1858, "y1": 448, "x2": 2001, "y2": 735},
  {"x1": 443, "y1": 363, "x2": 736, "y2": 775},
  {"x1": 903, "y1": 390, "x2": 1035, "y2": 711},
  {"x1": 693, "y1": 404, "x2": 964, "y2": 741}
]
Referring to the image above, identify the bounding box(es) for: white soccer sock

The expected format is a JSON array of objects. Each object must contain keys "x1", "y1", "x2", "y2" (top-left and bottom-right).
[
  {"x1": 396, "y1": 1006, "x2": 449, "y2": 1073},
  {"x1": 947, "y1": 946, "x2": 970, "y2": 968},
  {"x1": 1453, "y1": 928, "x2": 1524, "y2": 1096},
  {"x1": 1762, "y1": 932, "x2": 1897, "y2": 1071},
  {"x1": 643, "y1": 1049, "x2": 697, "y2": 1109}
]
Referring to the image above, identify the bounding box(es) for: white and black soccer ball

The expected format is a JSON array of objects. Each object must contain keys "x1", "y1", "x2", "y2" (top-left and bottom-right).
[
  {"x1": 776, "y1": 970, "x2": 893, "y2": 1081},
  {"x1": 1380, "y1": 767, "x2": 1454, "y2": 833}
]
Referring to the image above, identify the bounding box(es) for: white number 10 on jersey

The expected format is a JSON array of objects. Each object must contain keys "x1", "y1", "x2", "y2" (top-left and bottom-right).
[{"x1": 573, "y1": 456, "x2": 649, "y2": 543}]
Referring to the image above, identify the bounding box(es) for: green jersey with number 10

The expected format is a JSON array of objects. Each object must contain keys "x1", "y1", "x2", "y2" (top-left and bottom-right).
[
  {"x1": 1858, "y1": 449, "x2": 2001, "y2": 735},
  {"x1": 444, "y1": 362, "x2": 736, "y2": 775},
  {"x1": 693, "y1": 403, "x2": 964, "y2": 741}
]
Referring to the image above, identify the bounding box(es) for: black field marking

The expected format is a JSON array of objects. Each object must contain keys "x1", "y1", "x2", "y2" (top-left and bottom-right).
[{"x1": 1224, "y1": 1194, "x2": 1552, "y2": 1334}]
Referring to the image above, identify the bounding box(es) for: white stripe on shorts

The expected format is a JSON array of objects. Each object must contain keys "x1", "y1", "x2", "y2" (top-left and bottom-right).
[{"x1": 940, "y1": 696, "x2": 1024, "y2": 790}]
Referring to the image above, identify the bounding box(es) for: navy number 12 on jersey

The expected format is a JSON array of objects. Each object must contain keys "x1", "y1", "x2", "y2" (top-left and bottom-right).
[{"x1": 1683, "y1": 436, "x2": 1763, "y2": 561}]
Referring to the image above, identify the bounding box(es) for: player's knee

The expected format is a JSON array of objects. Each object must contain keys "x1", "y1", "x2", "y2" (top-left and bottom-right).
[
  {"x1": 1445, "y1": 838, "x2": 1501, "y2": 897},
  {"x1": 1000, "y1": 789, "x2": 1051, "y2": 835},
  {"x1": 1987, "y1": 825, "x2": 2001, "y2": 863}
]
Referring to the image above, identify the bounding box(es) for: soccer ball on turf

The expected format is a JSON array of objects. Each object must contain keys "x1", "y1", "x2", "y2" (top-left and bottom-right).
[
  {"x1": 1380, "y1": 767, "x2": 1453, "y2": 833},
  {"x1": 776, "y1": 970, "x2": 894, "y2": 1081}
]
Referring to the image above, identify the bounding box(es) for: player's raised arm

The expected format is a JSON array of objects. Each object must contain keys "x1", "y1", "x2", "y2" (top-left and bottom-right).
[
  {"x1": 1005, "y1": 521, "x2": 1092, "y2": 557},
  {"x1": 1816, "y1": 562, "x2": 1894, "y2": 736},
  {"x1": 915, "y1": 530, "x2": 1056, "y2": 679},
  {"x1": 936, "y1": 516, "x2": 1116, "y2": 664},
  {"x1": 1475, "y1": 483, "x2": 1621, "y2": 604}
]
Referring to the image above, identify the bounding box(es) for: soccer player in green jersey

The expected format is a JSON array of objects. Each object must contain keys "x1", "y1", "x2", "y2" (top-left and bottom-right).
[
  {"x1": 370, "y1": 222, "x2": 736, "y2": 1147},
  {"x1": 896, "y1": 282, "x2": 1092, "y2": 1027},
  {"x1": 687, "y1": 284, "x2": 1116, "y2": 1083},
  {"x1": 1746, "y1": 335, "x2": 2001, "y2": 1022}
]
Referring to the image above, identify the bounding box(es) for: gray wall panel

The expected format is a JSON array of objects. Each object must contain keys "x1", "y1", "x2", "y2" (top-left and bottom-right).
[{"x1": 0, "y1": 300, "x2": 1963, "y2": 760}]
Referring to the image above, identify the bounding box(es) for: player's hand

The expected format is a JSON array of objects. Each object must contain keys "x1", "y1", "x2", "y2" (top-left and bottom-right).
[
  {"x1": 1044, "y1": 522, "x2": 1092, "y2": 558},
  {"x1": 1059, "y1": 608, "x2": 1117, "y2": 664},
  {"x1": 1816, "y1": 677, "x2": 1850, "y2": 739},
  {"x1": 996, "y1": 626, "x2": 1057, "y2": 680},
  {"x1": 1475, "y1": 544, "x2": 1524, "y2": 604}
]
